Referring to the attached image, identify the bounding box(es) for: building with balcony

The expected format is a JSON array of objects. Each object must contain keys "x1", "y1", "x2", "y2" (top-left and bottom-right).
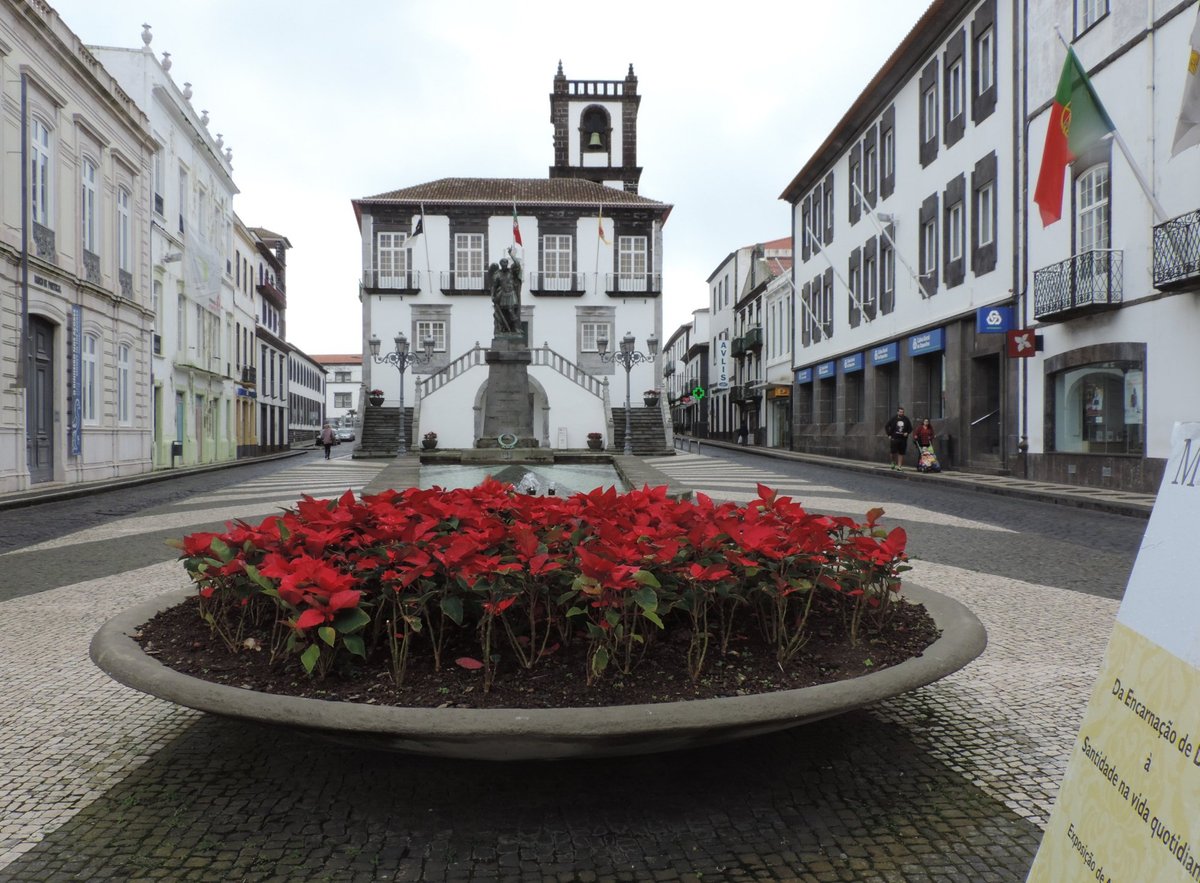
[
  {"x1": 662, "y1": 308, "x2": 711, "y2": 437},
  {"x1": 1023, "y1": 0, "x2": 1200, "y2": 493},
  {"x1": 733, "y1": 239, "x2": 792, "y2": 446},
  {"x1": 1, "y1": 0, "x2": 157, "y2": 494},
  {"x1": 351, "y1": 64, "x2": 672, "y2": 451},
  {"x1": 250, "y1": 227, "x2": 290, "y2": 453},
  {"x1": 782, "y1": 0, "x2": 1018, "y2": 471}
]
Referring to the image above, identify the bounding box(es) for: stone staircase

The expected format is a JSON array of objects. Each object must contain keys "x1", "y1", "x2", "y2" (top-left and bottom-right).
[
  {"x1": 352, "y1": 406, "x2": 413, "y2": 458},
  {"x1": 611, "y1": 406, "x2": 671, "y2": 455}
]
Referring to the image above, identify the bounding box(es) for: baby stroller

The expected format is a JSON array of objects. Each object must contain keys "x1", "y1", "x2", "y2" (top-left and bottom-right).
[{"x1": 917, "y1": 445, "x2": 941, "y2": 473}]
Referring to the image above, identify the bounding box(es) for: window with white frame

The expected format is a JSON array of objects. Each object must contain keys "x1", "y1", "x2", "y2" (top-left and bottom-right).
[
  {"x1": 948, "y1": 60, "x2": 964, "y2": 121},
  {"x1": 581, "y1": 321, "x2": 610, "y2": 352},
  {"x1": 921, "y1": 218, "x2": 938, "y2": 278},
  {"x1": 82, "y1": 333, "x2": 99, "y2": 423},
  {"x1": 1076, "y1": 164, "x2": 1110, "y2": 253},
  {"x1": 881, "y1": 242, "x2": 895, "y2": 312},
  {"x1": 948, "y1": 201, "x2": 964, "y2": 261},
  {"x1": 542, "y1": 234, "x2": 573, "y2": 289},
  {"x1": 81, "y1": 158, "x2": 98, "y2": 253},
  {"x1": 882, "y1": 126, "x2": 895, "y2": 179},
  {"x1": 334, "y1": 370, "x2": 351, "y2": 382},
  {"x1": 618, "y1": 236, "x2": 647, "y2": 290},
  {"x1": 864, "y1": 141, "x2": 877, "y2": 196},
  {"x1": 152, "y1": 280, "x2": 162, "y2": 336},
  {"x1": 822, "y1": 184, "x2": 834, "y2": 232},
  {"x1": 31, "y1": 118, "x2": 52, "y2": 227},
  {"x1": 978, "y1": 183, "x2": 995, "y2": 246},
  {"x1": 117, "y1": 188, "x2": 132, "y2": 272},
  {"x1": 377, "y1": 231, "x2": 408, "y2": 282},
  {"x1": 863, "y1": 251, "x2": 878, "y2": 316},
  {"x1": 415, "y1": 320, "x2": 447, "y2": 352},
  {"x1": 976, "y1": 28, "x2": 995, "y2": 93},
  {"x1": 848, "y1": 263, "x2": 861, "y2": 322},
  {"x1": 152, "y1": 140, "x2": 164, "y2": 215},
  {"x1": 454, "y1": 233, "x2": 484, "y2": 287},
  {"x1": 334, "y1": 392, "x2": 352, "y2": 408},
  {"x1": 811, "y1": 191, "x2": 823, "y2": 241},
  {"x1": 118, "y1": 344, "x2": 131, "y2": 424},
  {"x1": 1077, "y1": 0, "x2": 1108, "y2": 32},
  {"x1": 923, "y1": 86, "x2": 938, "y2": 142}
]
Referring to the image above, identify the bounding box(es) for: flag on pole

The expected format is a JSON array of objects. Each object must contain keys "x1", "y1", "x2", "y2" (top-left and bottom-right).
[
  {"x1": 1171, "y1": 7, "x2": 1200, "y2": 157},
  {"x1": 597, "y1": 204, "x2": 610, "y2": 245},
  {"x1": 411, "y1": 210, "x2": 424, "y2": 238},
  {"x1": 512, "y1": 204, "x2": 523, "y2": 246},
  {"x1": 1033, "y1": 47, "x2": 1117, "y2": 226}
]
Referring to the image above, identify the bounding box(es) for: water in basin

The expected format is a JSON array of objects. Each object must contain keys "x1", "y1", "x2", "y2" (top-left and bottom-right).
[{"x1": 420, "y1": 462, "x2": 628, "y2": 496}]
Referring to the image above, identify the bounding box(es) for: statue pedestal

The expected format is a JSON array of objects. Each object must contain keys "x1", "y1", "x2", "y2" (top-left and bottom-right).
[{"x1": 476, "y1": 334, "x2": 538, "y2": 448}]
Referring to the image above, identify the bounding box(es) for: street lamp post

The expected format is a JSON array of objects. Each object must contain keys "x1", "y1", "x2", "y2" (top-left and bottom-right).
[
  {"x1": 597, "y1": 331, "x2": 659, "y2": 456},
  {"x1": 368, "y1": 332, "x2": 434, "y2": 454}
]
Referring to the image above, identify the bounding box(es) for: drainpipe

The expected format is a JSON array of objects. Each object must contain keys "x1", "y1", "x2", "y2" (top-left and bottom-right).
[
  {"x1": 1018, "y1": 0, "x2": 1029, "y2": 476},
  {"x1": 19, "y1": 74, "x2": 29, "y2": 388}
]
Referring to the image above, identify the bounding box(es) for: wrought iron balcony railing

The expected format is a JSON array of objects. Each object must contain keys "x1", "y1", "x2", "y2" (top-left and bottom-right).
[
  {"x1": 1153, "y1": 210, "x2": 1200, "y2": 290},
  {"x1": 240, "y1": 366, "x2": 257, "y2": 386},
  {"x1": 731, "y1": 337, "x2": 746, "y2": 358},
  {"x1": 439, "y1": 271, "x2": 487, "y2": 293},
  {"x1": 604, "y1": 273, "x2": 662, "y2": 295},
  {"x1": 662, "y1": 362, "x2": 675, "y2": 377},
  {"x1": 743, "y1": 326, "x2": 763, "y2": 350},
  {"x1": 363, "y1": 269, "x2": 421, "y2": 292},
  {"x1": 1033, "y1": 249, "x2": 1123, "y2": 322},
  {"x1": 528, "y1": 271, "x2": 587, "y2": 295}
]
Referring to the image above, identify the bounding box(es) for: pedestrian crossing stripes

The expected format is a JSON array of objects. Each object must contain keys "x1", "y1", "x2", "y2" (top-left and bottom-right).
[{"x1": 3, "y1": 459, "x2": 388, "y2": 556}]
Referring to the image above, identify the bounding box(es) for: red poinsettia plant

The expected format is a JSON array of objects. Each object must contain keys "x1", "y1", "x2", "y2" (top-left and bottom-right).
[{"x1": 173, "y1": 481, "x2": 910, "y2": 691}]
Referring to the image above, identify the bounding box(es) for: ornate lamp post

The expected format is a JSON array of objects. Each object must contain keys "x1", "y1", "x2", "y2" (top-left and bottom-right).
[
  {"x1": 368, "y1": 332, "x2": 434, "y2": 454},
  {"x1": 597, "y1": 331, "x2": 659, "y2": 456}
]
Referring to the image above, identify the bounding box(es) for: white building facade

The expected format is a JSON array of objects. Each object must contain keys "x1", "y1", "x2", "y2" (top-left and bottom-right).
[
  {"x1": 313, "y1": 354, "x2": 363, "y2": 428},
  {"x1": 1, "y1": 0, "x2": 157, "y2": 493},
  {"x1": 287, "y1": 347, "x2": 324, "y2": 445},
  {"x1": 782, "y1": 0, "x2": 1019, "y2": 471},
  {"x1": 90, "y1": 29, "x2": 241, "y2": 469},
  {"x1": 352, "y1": 65, "x2": 671, "y2": 452},
  {"x1": 1023, "y1": 0, "x2": 1200, "y2": 493}
]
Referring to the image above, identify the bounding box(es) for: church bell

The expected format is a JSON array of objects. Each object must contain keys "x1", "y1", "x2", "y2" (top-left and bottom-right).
[{"x1": 587, "y1": 131, "x2": 603, "y2": 149}]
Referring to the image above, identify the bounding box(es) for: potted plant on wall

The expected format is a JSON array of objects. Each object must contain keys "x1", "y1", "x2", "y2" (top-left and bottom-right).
[
  {"x1": 368, "y1": 389, "x2": 384, "y2": 407},
  {"x1": 586, "y1": 432, "x2": 604, "y2": 451},
  {"x1": 422, "y1": 431, "x2": 438, "y2": 450},
  {"x1": 643, "y1": 388, "x2": 660, "y2": 408}
]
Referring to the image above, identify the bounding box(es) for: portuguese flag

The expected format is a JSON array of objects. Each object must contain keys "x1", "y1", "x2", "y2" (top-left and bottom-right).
[{"x1": 1033, "y1": 47, "x2": 1116, "y2": 226}]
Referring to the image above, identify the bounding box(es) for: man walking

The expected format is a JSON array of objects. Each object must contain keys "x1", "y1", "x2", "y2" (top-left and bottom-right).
[
  {"x1": 883, "y1": 406, "x2": 913, "y2": 471},
  {"x1": 320, "y1": 423, "x2": 336, "y2": 460}
]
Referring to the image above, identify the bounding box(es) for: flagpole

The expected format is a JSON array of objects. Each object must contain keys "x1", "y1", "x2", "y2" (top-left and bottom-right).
[
  {"x1": 420, "y1": 202, "x2": 432, "y2": 293},
  {"x1": 849, "y1": 177, "x2": 927, "y2": 295},
  {"x1": 1053, "y1": 28, "x2": 1168, "y2": 222}
]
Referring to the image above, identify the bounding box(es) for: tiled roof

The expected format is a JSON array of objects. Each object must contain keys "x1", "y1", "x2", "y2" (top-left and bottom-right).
[
  {"x1": 311, "y1": 354, "x2": 363, "y2": 365},
  {"x1": 250, "y1": 227, "x2": 291, "y2": 246},
  {"x1": 357, "y1": 178, "x2": 670, "y2": 211}
]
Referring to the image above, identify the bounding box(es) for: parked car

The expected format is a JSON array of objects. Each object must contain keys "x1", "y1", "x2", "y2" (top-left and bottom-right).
[{"x1": 336, "y1": 427, "x2": 356, "y2": 443}]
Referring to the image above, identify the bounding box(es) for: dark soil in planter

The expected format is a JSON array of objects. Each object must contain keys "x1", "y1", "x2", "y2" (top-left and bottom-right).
[{"x1": 136, "y1": 595, "x2": 940, "y2": 710}]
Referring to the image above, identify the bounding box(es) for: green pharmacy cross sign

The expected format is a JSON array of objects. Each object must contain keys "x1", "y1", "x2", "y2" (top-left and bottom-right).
[{"x1": 691, "y1": 386, "x2": 706, "y2": 399}]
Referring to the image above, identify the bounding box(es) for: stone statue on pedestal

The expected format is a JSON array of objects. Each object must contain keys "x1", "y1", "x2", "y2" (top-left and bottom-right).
[{"x1": 489, "y1": 246, "x2": 523, "y2": 336}]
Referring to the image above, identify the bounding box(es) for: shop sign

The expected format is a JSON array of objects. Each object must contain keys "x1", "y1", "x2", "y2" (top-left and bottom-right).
[
  {"x1": 840, "y1": 352, "x2": 864, "y2": 373},
  {"x1": 816, "y1": 361, "x2": 836, "y2": 379},
  {"x1": 908, "y1": 328, "x2": 945, "y2": 355},
  {"x1": 1006, "y1": 329, "x2": 1040, "y2": 358},
  {"x1": 870, "y1": 342, "x2": 898, "y2": 365},
  {"x1": 795, "y1": 367, "x2": 813, "y2": 384},
  {"x1": 976, "y1": 305, "x2": 1014, "y2": 334},
  {"x1": 715, "y1": 338, "x2": 730, "y2": 389},
  {"x1": 769, "y1": 387, "x2": 791, "y2": 398}
]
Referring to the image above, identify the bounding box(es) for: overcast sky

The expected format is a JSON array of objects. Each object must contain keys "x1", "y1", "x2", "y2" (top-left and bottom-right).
[{"x1": 50, "y1": 0, "x2": 932, "y2": 355}]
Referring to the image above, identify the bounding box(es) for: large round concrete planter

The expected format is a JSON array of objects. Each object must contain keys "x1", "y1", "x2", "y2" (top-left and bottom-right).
[{"x1": 91, "y1": 583, "x2": 984, "y2": 761}]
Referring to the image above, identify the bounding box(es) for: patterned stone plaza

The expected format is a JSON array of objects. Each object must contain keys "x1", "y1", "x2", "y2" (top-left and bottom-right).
[{"x1": 0, "y1": 448, "x2": 1148, "y2": 881}]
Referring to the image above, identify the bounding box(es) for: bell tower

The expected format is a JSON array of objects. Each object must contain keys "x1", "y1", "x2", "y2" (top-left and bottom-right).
[{"x1": 549, "y1": 61, "x2": 642, "y2": 193}]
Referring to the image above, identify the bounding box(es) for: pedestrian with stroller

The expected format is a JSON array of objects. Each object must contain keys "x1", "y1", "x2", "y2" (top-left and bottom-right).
[
  {"x1": 883, "y1": 406, "x2": 913, "y2": 471},
  {"x1": 914, "y1": 417, "x2": 941, "y2": 473}
]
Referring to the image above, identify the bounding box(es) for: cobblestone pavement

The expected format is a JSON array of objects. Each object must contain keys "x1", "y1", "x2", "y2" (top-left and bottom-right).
[{"x1": 0, "y1": 449, "x2": 1146, "y2": 881}]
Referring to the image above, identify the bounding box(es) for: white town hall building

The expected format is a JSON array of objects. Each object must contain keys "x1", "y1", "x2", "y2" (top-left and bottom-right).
[{"x1": 351, "y1": 64, "x2": 672, "y2": 452}]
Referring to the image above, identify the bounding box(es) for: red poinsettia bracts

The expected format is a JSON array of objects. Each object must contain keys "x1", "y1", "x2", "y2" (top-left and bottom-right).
[{"x1": 175, "y1": 480, "x2": 911, "y2": 687}]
